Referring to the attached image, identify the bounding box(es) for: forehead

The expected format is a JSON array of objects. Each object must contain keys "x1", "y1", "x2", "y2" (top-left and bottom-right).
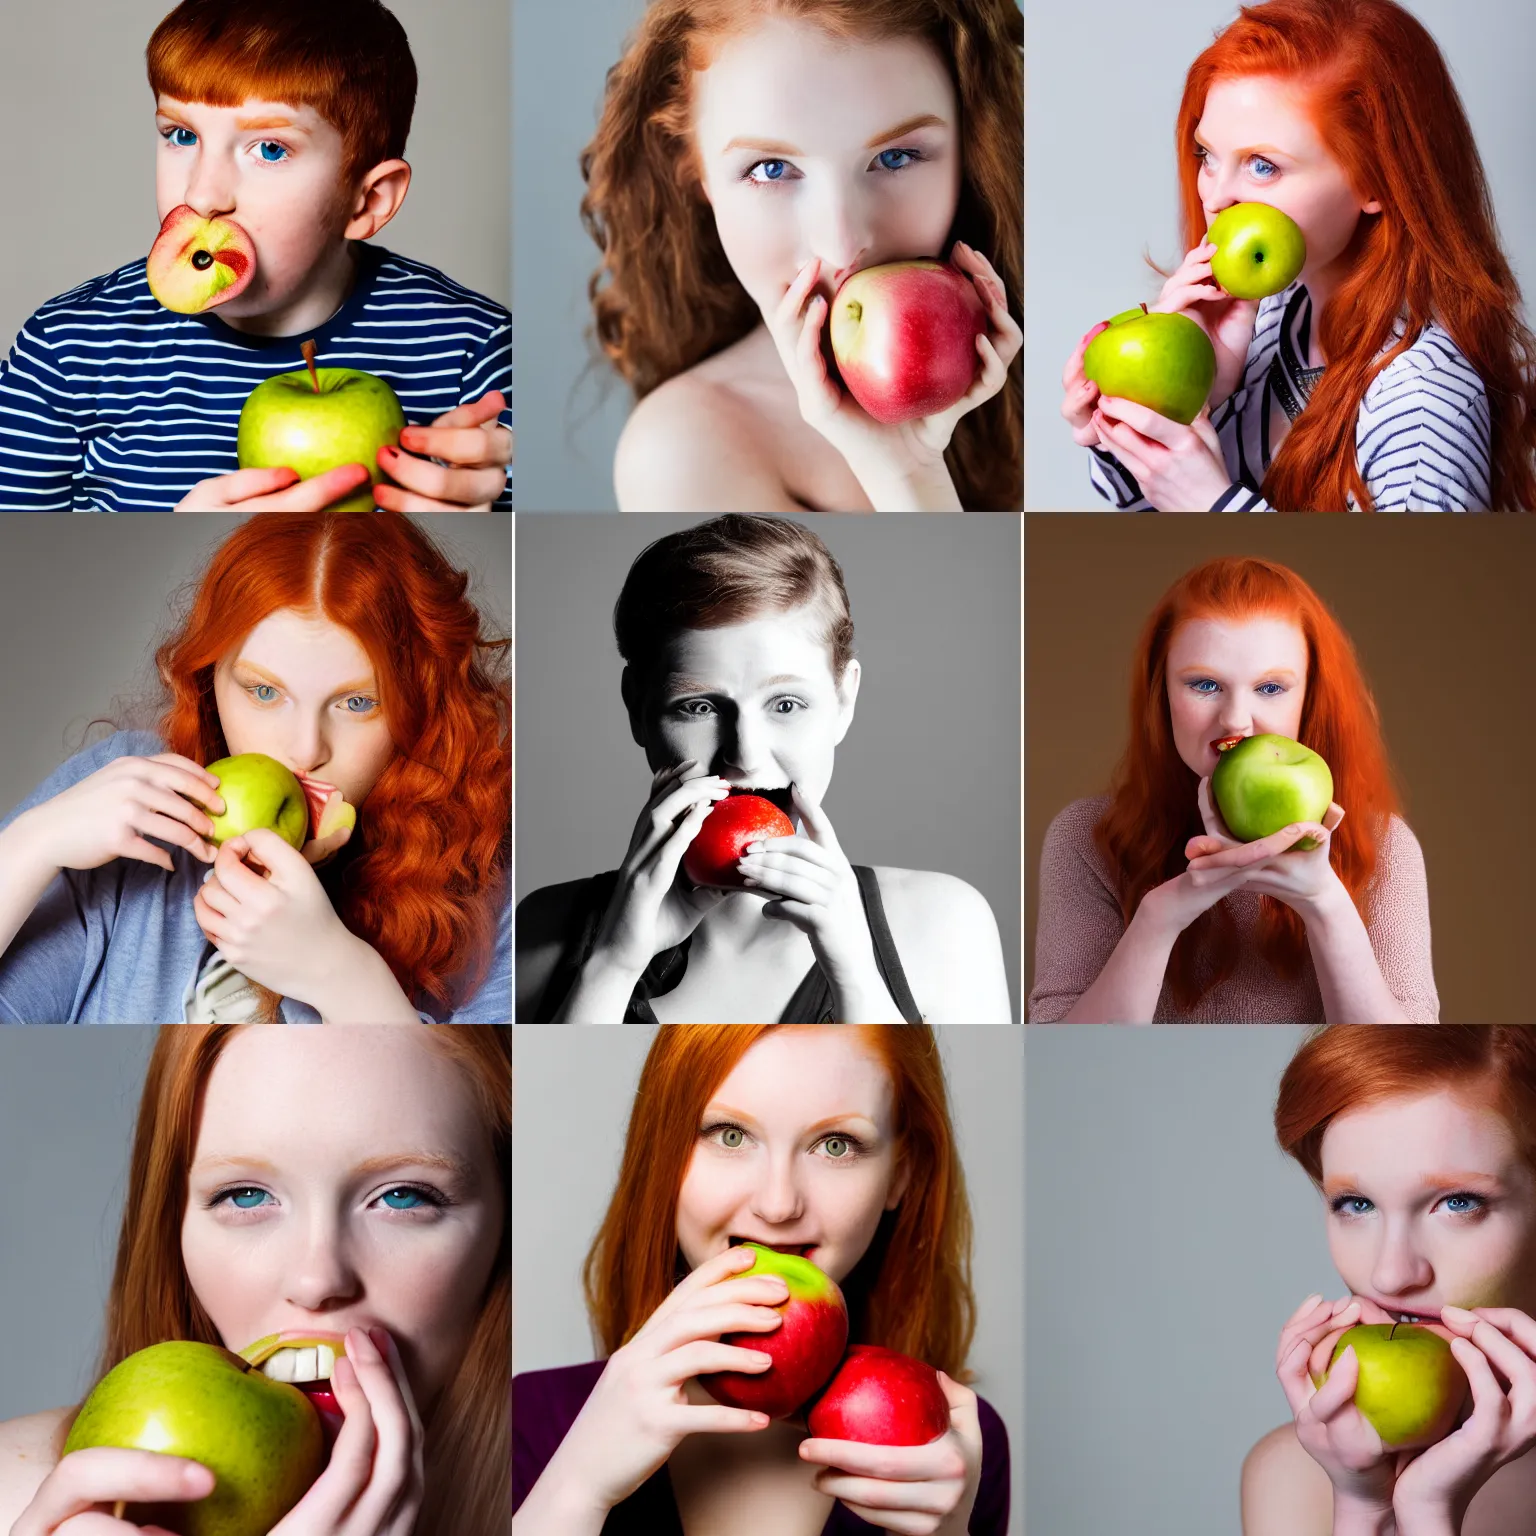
[
  {"x1": 653, "y1": 606, "x2": 836, "y2": 694},
  {"x1": 691, "y1": 14, "x2": 955, "y2": 151},
  {"x1": 1196, "y1": 74, "x2": 1322, "y2": 155},
  {"x1": 230, "y1": 609, "x2": 371, "y2": 669},
  {"x1": 1320, "y1": 1087, "x2": 1521, "y2": 1179},
  {"x1": 1167, "y1": 614, "x2": 1308, "y2": 674},
  {"x1": 711, "y1": 1027, "x2": 895, "y2": 1125}
]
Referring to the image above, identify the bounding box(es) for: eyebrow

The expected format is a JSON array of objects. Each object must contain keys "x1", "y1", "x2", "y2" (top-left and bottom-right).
[
  {"x1": 1173, "y1": 664, "x2": 1301, "y2": 683},
  {"x1": 232, "y1": 660, "x2": 377, "y2": 695},
  {"x1": 722, "y1": 113, "x2": 947, "y2": 159},
  {"x1": 192, "y1": 1151, "x2": 475, "y2": 1181},
  {"x1": 1322, "y1": 1170, "x2": 1506, "y2": 1197},
  {"x1": 156, "y1": 106, "x2": 312, "y2": 135},
  {"x1": 1192, "y1": 132, "x2": 1294, "y2": 160},
  {"x1": 705, "y1": 1103, "x2": 881, "y2": 1136}
]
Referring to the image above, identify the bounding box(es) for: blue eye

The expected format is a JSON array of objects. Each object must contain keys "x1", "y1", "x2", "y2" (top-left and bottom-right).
[
  {"x1": 166, "y1": 127, "x2": 198, "y2": 149},
  {"x1": 746, "y1": 159, "x2": 794, "y2": 185},
  {"x1": 1189, "y1": 679, "x2": 1220, "y2": 695},
  {"x1": 222, "y1": 1187, "x2": 270, "y2": 1210},
  {"x1": 1250, "y1": 156, "x2": 1278, "y2": 179},
  {"x1": 1331, "y1": 1195, "x2": 1374, "y2": 1218},
  {"x1": 875, "y1": 147, "x2": 920, "y2": 172},
  {"x1": 258, "y1": 141, "x2": 289, "y2": 164},
  {"x1": 345, "y1": 695, "x2": 378, "y2": 714},
  {"x1": 250, "y1": 684, "x2": 279, "y2": 703},
  {"x1": 380, "y1": 1187, "x2": 426, "y2": 1210},
  {"x1": 1442, "y1": 1193, "x2": 1486, "y2": 1216},
  {"x1": 1256, "y1": 682, "x2": 1285, "y2": 697}
]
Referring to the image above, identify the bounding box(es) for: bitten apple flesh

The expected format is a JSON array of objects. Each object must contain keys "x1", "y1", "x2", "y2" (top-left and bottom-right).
[
  {"x1": 147, "y1": 205, "x2": 256, "y2": 315},
  {"x1": 700, "y1": 1242, "x2": 849, "y2": 1418},
  {"x1": 683, "y1": 792, "x2": 796, "y2": 890},
  {"x1": 829, "y1": 260, "x2": 988, "y2": 424},
  {"x1": 808, "y1": 1345, "x2": 952, "y2": 1446}
]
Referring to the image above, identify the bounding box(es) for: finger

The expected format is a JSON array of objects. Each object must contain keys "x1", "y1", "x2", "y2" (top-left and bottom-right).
[
  {"x1": 153, "y1": 757, "x2": 227, "y2": 809},
  {"x1": 121, "y1": 835, "x2": 176, "y2": 874},
  {"x1": 789, "y1": 781, "x2": 841, "y2": 850},
  {"x1": 140, "y1": 806, "x2": 217, "y2": 863},
  {"x1": 177, "y1": 466, "x2": 300, "y2": 509},
  {"x1": 376, "y1": 446, "x2": 504, "y2": 508},
  {"x1": 660, "y1": 1339, "x2": 775, "y2": 1382},
  {"x1": 248, "y1": 463, "x2": 375, "y2": 512},
  {"x1": 1308, "y1": 1343, "x2": 1366, "y2": 1425},
  {"x1": 396, "y1": 423, "x2": 510, "y2": 468},
  {"x1": 777, "y1": 258, "x2": 823, "y2": 326},
  {"x1": 373, "y1": 483, "x2": 488, "y2": 513},
  {"x1": 1453, "y1": 1314, "x2": 1536, "y2": 1389},
  {"x1": 657, "y1": 1301, "x2": 786, "y2": 1353},
  {"x1": 1454, "y1": 1307, "x2": 1536, "y2": 1356},
  {"x1": 304, "y1": 1351, "x2": 379, "y2": 1522},
  {"x1": 795, "y1": 296, "x2": 838, "y2": 410},
  {"x1": 24, "y1": 1448, "x2": 214, "y2": 1531},
  {"x1": 1449, "y1": 1335, "x2": 1510, "y2": 1437},
  {"x1": 810, "y1": 1471, "x2": 954, "y2": 1517},
  {"x1": 194, "y1": 875, "x2": 237, "y2": 921},
  {"x1": 673, "y1": 1403, "x2": 772, "y2": 1434},
  {"x1": 1097, "y1": 393, "x2": 1186, "y2": 446},
  {"x1": 429, "y1": 390, "x2": 507, "y2": 430},
  {"x1": 647, "y1": 1245, "x2": 763, "y2": 1322},
  {"x1": 739, "y1": 859, "x2": 836, "y2": 904},
  {"x1": 1322, "y1": 802, "x2": 1346, "y2": 833},
  {"x1": 345, "y1": 1327, "x2": 417, "y2": 1526},
  {"x1": 211, "y1": 840, "x2": 272, "y2": 898},
  {"x1": 797, "y1": 1438, "x2": 953, "y2": 1481}
]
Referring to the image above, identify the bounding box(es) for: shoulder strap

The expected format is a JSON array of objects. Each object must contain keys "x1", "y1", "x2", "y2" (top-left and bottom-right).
[{"x1": 855, "y1": 866, "x2": 923, "y2": 1023}]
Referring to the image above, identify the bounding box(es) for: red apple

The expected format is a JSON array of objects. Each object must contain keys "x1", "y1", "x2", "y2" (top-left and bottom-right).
[
  {"x1": 828, "y1": 259, "x2": 988, "y2": 424},
  {"x1": 699, "y1": 1243, "x2": 848, "y2": 1419},
  {"x1": 147, "y1": 205, "x2": 256, "y2": 314},
  {"x1": 682, "y1": 793, "x2": 795, "y2": 890},
  {"x1": 808, "y1": 1345, "x2": 952, "y2": 1446}
]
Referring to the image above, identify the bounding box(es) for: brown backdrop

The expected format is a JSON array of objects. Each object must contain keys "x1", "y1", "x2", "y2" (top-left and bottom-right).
[{"x1": 1024, "y1": 515, "x2": 1536, "y2": 1024}]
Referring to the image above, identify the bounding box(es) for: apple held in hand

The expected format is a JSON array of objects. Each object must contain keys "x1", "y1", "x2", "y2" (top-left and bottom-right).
[
  {"x1": 808, "y1": 1345, "x2": 952, "y2": 1446},
  {"x1": 147, "y1": 205, "x2": 257, "y2": 315},
  {"x1": 62, "y1": 1340, "x2": 325, "y2": 1536},
  {"x1": 829, "y1": 260, "x2": 988, "y2": 424},
  {"x1": 203, "y1": 753, "x2": 309, "y2": 851},
  {"x1": 1206, "y1": 202, "x2": 1307, "y2": 301},
  {"x1": 700, "y1": 1242, "x2": 849, "y2": 1418},
  {"x1": 1211, "y1": 733, "x2": 1333, "y2": 849},
  {"x1": 1082, "y1": 304, "x2": 1216, "y2": 425},
  {"x1": 1315, "y1": 1323, "x2": 1468, "y2": 1449},
  {"x1": 238, "y1": 342, "x2": 406, "y2": 513},
  {"x1": 683, "y1": 792, "x2": 796, "y2": 890}
]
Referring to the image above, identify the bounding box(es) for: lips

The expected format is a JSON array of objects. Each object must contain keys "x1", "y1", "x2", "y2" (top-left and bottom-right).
[
  {"x1": 730, "y1": 1234, "x2": 815, "y2": 1258},
  {"x1": 1212, "y1": 735, "x2": 1246, "y2": 752}
]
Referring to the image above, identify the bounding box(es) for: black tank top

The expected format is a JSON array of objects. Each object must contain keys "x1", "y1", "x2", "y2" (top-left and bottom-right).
[{"x1": 535, "y1": 865, "x2": 922, "y2": 1023}]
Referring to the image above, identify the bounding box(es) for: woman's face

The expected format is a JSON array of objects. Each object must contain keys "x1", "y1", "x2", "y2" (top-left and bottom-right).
[
  {"x1": 632, "y1": 603, "x2": 859, "y2": 807},
  {"x1": 1320, "y1": 1087, "x2": 1536, "y2": 1321},
  {"x1": 676, "y1": 1026, "x2": 909, "y2": 1285},
  {"x1": 1194, "y1": 75, "x2": 1382, "y2": 286},
  {"x1": 1164, "y1": 615, "x2": 1308, "y2": 778},
  {"x1": 181, "y1": 1026, "x2": 505, "y2": 1413},
  {"x1": 692, "y1": 14, "x2": 962, "y2": 311},
  {"x1": 213, "y1": 608, "x2": 396, "y2": 809}
]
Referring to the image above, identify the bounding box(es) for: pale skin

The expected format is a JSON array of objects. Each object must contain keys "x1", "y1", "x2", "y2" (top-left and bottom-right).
[
  {"x1": 1060, "y1": 74, "x2": 1383, "y2": 510},
  {"x1": 515, "y1": 1027, "x2": 985, "y2": 1536},
  {"x1": 0, "y1": 1025, "x2": 505, "y2": 1536},
  {"x1": 0, "y1": 608, "x2": 424, "y2": 1022},
  {"x1": 614, "y1": 16, "x2": 1020, "y2": 514},
  {"x1": 1243, "y1": 1087, "x2": 1536, "y2": 1536},
  {"x1": 515, "y1": 604, "x2": 1011, "y2": 1023},
  {"x1": 150, "y1": 97, "x2": 511, "y2": 513},
  {"x1": 1061, "y1": 614, "x2": 1417, "y2": 1024}
]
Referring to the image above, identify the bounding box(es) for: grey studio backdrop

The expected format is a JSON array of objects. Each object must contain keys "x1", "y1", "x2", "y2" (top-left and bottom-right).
[
  {"x1": 513, "y1": 0, "x2": 1024, "y2": 513},
  {"x1": 512, "y1": 1023, "x2": 1026, "y2": 1515},
  {"x1": 1024, "y1": 0, "x2": 1536, "y2": 510},
  {"x1": 1026, "y1": 1025, "x2": 1333, "y2": 1536},
  {"x1": 0, "y1": 1026, "x2": 159, "y2": 1420},
  {"x1": 0, "y1": 0, "x2": 511, "y2": 357},
  {"x1": 0, "y1": 515, "x2": 511, "y2": 820},
  {"x1": 514, "y1": 513, "x2": 1023, "y2": 1019}
]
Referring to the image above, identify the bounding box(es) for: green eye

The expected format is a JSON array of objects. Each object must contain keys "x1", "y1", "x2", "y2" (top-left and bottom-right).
[
  {"x1": 823, "y1": 1137, "x2": 849, "y2": 1158},
  {"x1": 721, "y1": 1127, "x2": 744, "y2": 1149}
]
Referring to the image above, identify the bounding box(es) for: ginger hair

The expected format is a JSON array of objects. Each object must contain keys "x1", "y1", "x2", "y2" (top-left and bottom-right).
[{"x1": 580, "y1": 0, "x2": 1022, "y2": 510}]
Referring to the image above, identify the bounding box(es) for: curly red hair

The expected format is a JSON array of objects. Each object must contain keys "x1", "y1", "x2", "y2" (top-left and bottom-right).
[
  {"x1": 1168, "y1": 0, "x2": 1536, "y2": 510},
  {"x1": 1095, "y1": 557, "x2": 1399, "y2": 1010},
  {"x1": 151, "y1": 515, "x2": 509, "y2": 1013},
  {"x1": 580, "y1": 0, "x2": 1022, "y2": 510}
]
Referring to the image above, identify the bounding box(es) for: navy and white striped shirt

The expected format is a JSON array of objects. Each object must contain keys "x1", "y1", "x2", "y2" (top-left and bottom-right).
[
  {"x1": 1090, "y1": 282, "x2": 1492, "y2": 511},
  {"x1": 0, "y1": 243, "x2": 512, "y2": 511}
]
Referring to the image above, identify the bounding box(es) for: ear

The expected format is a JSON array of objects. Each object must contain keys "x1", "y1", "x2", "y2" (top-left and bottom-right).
[
  {"x1": 832, "y1": 658, "x2": 861, "y2": 746},
  {"x1": 620, "y1": 665, "x2": 646, "y2": 748},
  {"x1": 1361, "y1": 197, "x2": 1382, "y2": 216},
  {"x1": 345, "y1": 159, "x2": 413, "y2": 241}
]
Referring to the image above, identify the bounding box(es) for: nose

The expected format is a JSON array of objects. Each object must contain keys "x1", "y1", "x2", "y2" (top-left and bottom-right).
[
  {"x1": 183, "y1": 144, "x2": 238, "y2": 220},
  {"x1": 1368, "y1": 1221, "x2": 1435, "y2": 1301},
  {"x1": 803, "y1": 177, "x2": 873, "y2": 280},
  {"x1": 281, "y1": 1214, "x2": 363, "y2": 1314},
  {"x1": 1215, "y1": 700, "x2": 1252, "y2": 738},
  {"x1": 717, "y1": 708, "x2": 774, "y2": 782},
  {"x1": 749, "y1": 1150, "x2": 805, "y2": 1229},
  {"x1": 281, "y1": 715, "x2": 332, "y2": 778}
]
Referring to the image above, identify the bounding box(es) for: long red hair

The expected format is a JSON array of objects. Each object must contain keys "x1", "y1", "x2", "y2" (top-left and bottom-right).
[
  {"x1": 1095, "y1": 557, "x2": 1398, "y2": 1009},
  {"x1": 1276, "y1": 1025, "x2": 1536, "y2": 1181},
  {"x1": 151, "y1": 514, "x2": 510, "y2": 1014},
  {"x1": 580, "y1": 0, "x2": 1022, "y2": 510},
  {"x1": 583, "y1": 1024, "x2": 977, "y2": 1377},
  {"x1": 1169, "y1": 0, "x2": 1536, "y2": 510},
  {"x1": 68, "y1": 1025, "x2": 510, "y2": 1536}
]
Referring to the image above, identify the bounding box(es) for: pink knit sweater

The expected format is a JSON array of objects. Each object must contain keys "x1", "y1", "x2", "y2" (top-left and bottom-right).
[{"x1": 1028, "y1": 796, "x2": 1439, "y2": 1023}]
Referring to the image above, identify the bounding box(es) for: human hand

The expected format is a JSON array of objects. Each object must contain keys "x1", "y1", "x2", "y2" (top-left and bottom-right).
[
  {"x1": 191, "y1": 828, "x2": 356, "y2": 1003},
  {"x1": 1089, "y1": 396, "x2": 1232, "y2": 511},
  {"x1": 8, "y1": 1444, "x2": 215, "y2": 1536},
  {"x1": 541, "y1": 1246, "x2": 783, "y2": 1514},
  {"x1": 373, "y1": 391, "x2": 512, "y2": 512},
  {"x1": 588, "y1": 761, "x2": 732, "y2": 978},
  {"x1": 797, "y1": 1371, "x2": 982, "y2": 1534},
  {"x1": 1149, "y1": 240, "x2": 1261, "y2": 404},
  {"x1": 267, "y1": 1325, "x2": 425, "y2": 1536},
  {"x1": 174, "y1": 464, "x2": 374, "y2": 511},
  {"x1": 1390, "y1": 1306, "x2": 1536, "y2": 1534},
  {"x1": 20, "y1": 752, "x2": 224, "y2": 874},
  {"x1": 1061, "y1": 321, "x2": 1109, "y2": 446}
]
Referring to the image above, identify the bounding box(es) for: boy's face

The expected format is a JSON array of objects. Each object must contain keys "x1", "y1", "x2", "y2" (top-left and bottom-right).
[{"x1": 155, "y1": 96, "x2": 360, "y2": 318}]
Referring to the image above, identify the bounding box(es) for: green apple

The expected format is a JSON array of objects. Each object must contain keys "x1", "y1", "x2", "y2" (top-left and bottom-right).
[
  {"x1": 237, "y1": 343, "x2": 405, "y2": 513},
  {"x1": 1206, "y1": 202, "x2": 1307, "y2": 300},
  {"x1": 62, "y1": 1340, "x2": 324, "y2": 1536},
  {"x1": 203, "y1": 754, "x2": 308, "y2": 850},
  {"x1": 1211, "y1": 734, "x2": 1333, "y2": 849},
  {"x1": 1083, "y1": 304, "x2": 1216, "y2": 425},
  {"x1": 1317, "y1": 1324, "x2": 1468, "y2": 1449}
]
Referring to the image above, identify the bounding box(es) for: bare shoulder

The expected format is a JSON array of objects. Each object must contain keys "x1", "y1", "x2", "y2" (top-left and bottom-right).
[
  {"x1": 614, "y1": 369, "x2": 797, "y2": 513},
  {"x1": 514, "y1": 878, "x2": 593, "y2": 1022},
  {"x1": 870, "y1": 867, "x2": 1012, "y2": 1023},
  {"x1": 1240, "y1": 1422, "x2": 1331, "y2": 1535},
  {"x1": 0, "y1": 1407, "x2": 69, "y2": 1530}
]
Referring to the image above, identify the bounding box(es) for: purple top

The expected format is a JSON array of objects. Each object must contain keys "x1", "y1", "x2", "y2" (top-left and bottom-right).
[{"x1": 512, "y1": 1359, "x2": 1010, "y2": 1534}]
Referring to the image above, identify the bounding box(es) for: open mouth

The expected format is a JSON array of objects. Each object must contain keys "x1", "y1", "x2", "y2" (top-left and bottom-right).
[
  {"x1": 240, "y1": 1333, "x2": 347, "y2": 1440},
  {"x1": 728, "y1": 785, "x2": 795, "y2": 818},
  {"x1": 1212, "y1": 735, "x2": 1246, "y2": 753},
  {"x1": 730, "y1": 1234, "x2": 815, "y2": 1258},
  {"x1": 1387, "y1": 1310, "x2": 1439, "y2": 1325}
]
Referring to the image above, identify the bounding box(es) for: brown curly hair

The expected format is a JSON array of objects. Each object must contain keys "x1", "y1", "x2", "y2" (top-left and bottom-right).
[{"x1": 580, "y1": 0, "x2": 1022, "y2": 511}]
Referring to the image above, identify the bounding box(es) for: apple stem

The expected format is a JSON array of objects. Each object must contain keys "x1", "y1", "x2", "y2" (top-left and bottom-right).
[
  {"x1": 301, "y1": 339, "x2": 321, "y2": 394},
  {"x1": 1389, "y1": 1322, "x2": 1401, "y2": 1341}
]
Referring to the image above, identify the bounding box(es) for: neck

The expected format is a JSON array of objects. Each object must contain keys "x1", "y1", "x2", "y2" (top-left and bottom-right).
[
  {"x1": 691, "y1": 892, "x2": 809, "y2": 954},
  {"x1": 1299, "y1": 259, "x2": 1351, "y2": 367},
  {"x1": 222, "y1": 240, "x2": 361, "y2": 339}
]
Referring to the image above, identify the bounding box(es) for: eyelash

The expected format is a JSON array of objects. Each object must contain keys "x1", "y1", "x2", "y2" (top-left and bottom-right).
[
  {"x1": 1329, "y1": 1191, "x2": 1489, "y2": 1221},
  {"x1": 740, "y1": 146, "x2": 926, "y2": 187},
  {"x1": 160, "y1": 127, "x2": 293, "y2": 164},
  {"x1": 700, "y1": 1119, "x2": 867, "y2": 1162},
  {"x1": 243, "y1": 684, "x2": 380, "y2": 715},
  {"x1": 206, "y1": 1182, "x2": 451, "y2": 1217},
  {"x1": 1194, "y1": 146, "x2": 1279, "y2": 181},
  {"x1": 669, "y1": 697, "x2": 808, "y2": 718},
  {"x1": 1187, "y1": 679, "x2": 1286, "y2": 698}
]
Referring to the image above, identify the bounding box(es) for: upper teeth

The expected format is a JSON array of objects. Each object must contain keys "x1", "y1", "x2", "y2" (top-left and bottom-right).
[{"x1": 260, "y1": 1344, "x2": 336, "y2": 1384}]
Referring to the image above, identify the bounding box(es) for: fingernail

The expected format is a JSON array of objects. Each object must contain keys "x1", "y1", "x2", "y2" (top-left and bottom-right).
[
  {"x1": 1441, "y1": 1304, "x2": 1474, "y2": 1320},
  {"x1": 184, "y1": 1463, "x2": 213, "y2": 1490},
  {"x1": 1303, "y1": 1292, "x2": 1323, "y2": 1310},
  {"x1": 351, "y1": 1327, "x2": 379, "y2": 1359}
]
